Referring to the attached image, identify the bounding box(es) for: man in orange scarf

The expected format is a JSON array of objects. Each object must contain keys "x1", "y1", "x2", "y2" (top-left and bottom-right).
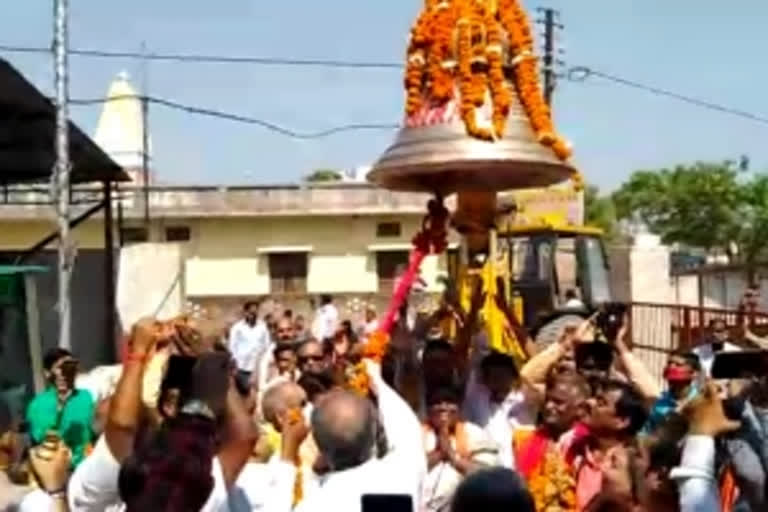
[{"x1": 513, "y1": 372, "x2": 592, "y2": 511}]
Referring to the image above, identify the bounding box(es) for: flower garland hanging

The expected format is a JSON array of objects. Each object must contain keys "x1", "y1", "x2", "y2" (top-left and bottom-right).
[
  {"x1": 287, "y1": 408, "x2": 304, "y2": 507},
  {"x1": 344, "y1": 199, "x2": 450, "y2": 397},
  {"x1": 403, "y1": 0, "x2": 571, "y2": 160}
]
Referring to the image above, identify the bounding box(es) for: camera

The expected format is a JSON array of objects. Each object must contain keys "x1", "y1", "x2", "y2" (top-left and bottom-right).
[{"x1": 595, "y1": 302, "x2": 627, "y2": 342}]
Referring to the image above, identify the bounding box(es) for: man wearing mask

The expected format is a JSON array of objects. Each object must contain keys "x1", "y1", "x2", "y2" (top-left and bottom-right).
[
  {"x1": 229, "y1": 301, "x2": 270, "y2": 385},
  {"x1": 643, "y1": 351, "x2": 701, "y2": 433},
  {"x1": 26, "y1": 348, "x2": 94, "y2": 467}
]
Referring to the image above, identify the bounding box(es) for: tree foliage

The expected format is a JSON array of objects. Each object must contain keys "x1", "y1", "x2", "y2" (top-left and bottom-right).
[
  {"x1": 612, "y1": 160, "x2": 768, "y2": 268},
  {"x1": 584, "y1": 185, "x2": 618, "y2": 240},
  {"x1": 305, "y1": 168, "x2": 343, "y2": 182}
]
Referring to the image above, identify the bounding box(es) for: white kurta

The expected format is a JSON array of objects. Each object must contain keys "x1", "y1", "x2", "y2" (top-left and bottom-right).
[
  {"x1": 67, "y1": 436, "x2": 230, "y2": 512},
  {"x1": 229, "y1": 319, "x2": 271, "y2": 373},
  {"x1": 271, "y1": 362, "x2": 428, "y2": 512},
  {"x1": 421, "y1": 422, "x2": 497, "y2": 512},
  {"x1": 461, "y1": 374, "x2": 536, "y2": 469}
]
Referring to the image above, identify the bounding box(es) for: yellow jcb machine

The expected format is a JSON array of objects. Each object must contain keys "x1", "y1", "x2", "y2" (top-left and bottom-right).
[{"x1": 447, "y1": 187, "x2": 613, "y2": 364}]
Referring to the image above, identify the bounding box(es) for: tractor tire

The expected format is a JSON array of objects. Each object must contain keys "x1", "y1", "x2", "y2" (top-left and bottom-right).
[{"x1": 533, "y1": 314, "x2": 586, "y2": 350}]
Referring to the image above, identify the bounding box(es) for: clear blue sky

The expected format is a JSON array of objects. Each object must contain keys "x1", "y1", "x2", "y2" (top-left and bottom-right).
[{"x1": 2, "y1": 1, "x2": 767, "y2": 190}]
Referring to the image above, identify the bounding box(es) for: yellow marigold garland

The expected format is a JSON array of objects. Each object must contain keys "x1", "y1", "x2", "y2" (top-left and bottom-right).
[{"x1": 404, "y1": 0, "x2": 571, "y2": 159}]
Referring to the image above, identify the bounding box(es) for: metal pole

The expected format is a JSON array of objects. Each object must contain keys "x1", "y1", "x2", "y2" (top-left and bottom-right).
[
  {"x1": 53, "y1": 0, "x2": 72, "y2": 350},
  {"x1": 141, "y1": 42, "x2": 151, "y2": 229},
  {"x1": 542, "y1": 8, "x2": 556, "y2": 107},
  {"x1": 103, "y1": 180, "x2": 117, "y2": 361}
]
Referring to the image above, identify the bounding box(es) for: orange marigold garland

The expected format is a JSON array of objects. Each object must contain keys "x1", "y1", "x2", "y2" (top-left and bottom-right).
[
  {"x1": 526, "y1": 445, "x2": 577, "y2": 512},
  {"x1": 404, "y1": 0, "x2": 571, "y2": 159},
  {"x1": 287, "y1": 408, "x2": 304, "y2": 507}
]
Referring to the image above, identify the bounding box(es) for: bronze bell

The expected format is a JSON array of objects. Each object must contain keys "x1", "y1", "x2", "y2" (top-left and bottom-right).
[
  {"x1": 367, "y1": 0, "x2": 576, "y2": 195},
  {"x1": 367, "y1": 96, "x2": 575, "y2": 194}
]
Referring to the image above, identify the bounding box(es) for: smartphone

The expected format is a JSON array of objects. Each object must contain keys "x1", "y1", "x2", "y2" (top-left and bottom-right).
[
  {"x1": 163, "y1": 355, "x2": 197, "y2": 392},
  {"x1": 361, "y1": 494, "x2": 413, "y2": 512},
  {"x1": 711, "y1": 350, "x2": 768, "y2": 379},
  {"x1": 187, "y1": 352, "x2": 232, "y2": 412},
  {"x1": 60, "y1": 359, "x2": 79, "y2": 381},
  {"x1": 575, "y1": 342, "x2": 615, "y2": 373},
  {"x1": 595, "y1": 302, "x2": 627, "y2": 342}
]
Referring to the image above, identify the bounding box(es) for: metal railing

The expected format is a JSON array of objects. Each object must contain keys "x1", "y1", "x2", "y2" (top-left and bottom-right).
[{"x1": 628, "y1": 302, "x2": 768, "y2": 380}]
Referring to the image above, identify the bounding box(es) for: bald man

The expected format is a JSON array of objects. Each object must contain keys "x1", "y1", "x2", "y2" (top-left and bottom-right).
[
  {"x1": 276, "y1": 361, "x2": 426, "y2": 512},
  {"x1": 261, "y1": 381, "x2": 307, "y2": 432},
  {"x1": 232, "y1": 381, "x2": 320, "y2": 512}
]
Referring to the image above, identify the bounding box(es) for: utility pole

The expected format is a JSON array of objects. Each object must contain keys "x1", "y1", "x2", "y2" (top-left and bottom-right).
[
  {"x1": 53, "y1": 0, "x2": 72, "y2": 350},
  {"x1": 140, "y1": 42, "x2": 151, "y2": 230},
  {"x1": 537, "y1": 7, "x2": 564, "y2": 107}
]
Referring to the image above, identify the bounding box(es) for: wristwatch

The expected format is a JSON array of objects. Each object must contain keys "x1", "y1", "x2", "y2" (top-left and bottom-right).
[{"x1": 180, "y1": 400, "x2": 216, "y2": 420}]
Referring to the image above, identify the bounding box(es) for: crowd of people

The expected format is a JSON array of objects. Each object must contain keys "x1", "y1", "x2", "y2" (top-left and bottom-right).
[{"x1": 2, "y1": 286, "x2": 768, "y2": 512}]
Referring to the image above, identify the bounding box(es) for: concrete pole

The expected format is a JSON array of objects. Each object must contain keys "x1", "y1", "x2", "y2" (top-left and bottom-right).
[{"x1": 53, "y1": 0, "x2": 72, "y2": 350}]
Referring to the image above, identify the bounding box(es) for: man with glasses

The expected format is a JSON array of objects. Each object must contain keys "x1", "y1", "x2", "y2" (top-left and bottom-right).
[{"x1": 297, "y1": 339, "x2": 331, "y2": 378}]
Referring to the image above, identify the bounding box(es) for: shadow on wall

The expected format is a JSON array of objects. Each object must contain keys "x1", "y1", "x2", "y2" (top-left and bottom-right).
[{"x1": 0, "y1": 250, "x2": 120, "y2": 373}]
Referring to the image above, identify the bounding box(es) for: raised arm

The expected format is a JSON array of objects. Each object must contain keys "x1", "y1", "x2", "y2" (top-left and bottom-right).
[
  {"x1": 105, "y1": 319, "x2": 158, "y2": 461},
  {"x1": 365, "y1": 360, "x2": 426, "y2": 476},
  {"x1": 613, "y1": 321, "x2": 661, "y2": 402}
]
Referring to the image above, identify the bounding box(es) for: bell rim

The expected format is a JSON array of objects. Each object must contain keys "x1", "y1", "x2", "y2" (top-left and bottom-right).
[{"x1": 367, "y1": 158, "x2": 575, "y2": 194}]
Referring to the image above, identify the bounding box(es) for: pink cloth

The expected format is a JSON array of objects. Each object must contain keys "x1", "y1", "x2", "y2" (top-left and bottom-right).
[{"x1": 567, "y1": 432, "x2": 606, "y2": 511}]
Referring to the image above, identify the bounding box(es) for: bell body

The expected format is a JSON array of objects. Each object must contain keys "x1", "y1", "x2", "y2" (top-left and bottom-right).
[{"x1": 367, "y1": 92, "x2": 575, "y2": 195}]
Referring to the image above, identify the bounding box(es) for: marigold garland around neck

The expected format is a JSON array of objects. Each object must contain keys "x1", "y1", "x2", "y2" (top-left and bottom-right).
[
  {"x1": 514, "y1": 429, "x2": 577, "y2": 512},
  {"x1": 404, "y1": 0, "x2": 571, "y2": 159}
]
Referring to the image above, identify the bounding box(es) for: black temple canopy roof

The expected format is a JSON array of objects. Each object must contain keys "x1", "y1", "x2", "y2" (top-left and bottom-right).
[{"x1": 0, "y1": 57, "x2": 129, "y2": 185}]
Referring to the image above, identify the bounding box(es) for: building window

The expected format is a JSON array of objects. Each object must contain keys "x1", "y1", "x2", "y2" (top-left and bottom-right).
[
  {"x1": 165, "y1": 226, "x2": 191, "y2": 242},
  {"x1": 376, "y1": 222, "x2": 401, "y2": 238},
  {"x1": 268, "y1": 253, "x2": 308, "y2": 294},
  {"x1": 376, "y1": 251, "x2": 409, "y2": 291},
  {"x1": 120, "y1": 227, "x2": 148, "y2": 244}
]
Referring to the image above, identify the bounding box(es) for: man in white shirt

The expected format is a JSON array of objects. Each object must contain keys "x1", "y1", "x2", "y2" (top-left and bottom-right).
[
  {"x1": 462, "y1": 352, "x2": 536, "y2": 469},
  {"x1": 563, "y1": 289, "x2": 585, "y2": 309},
  {"x1": 256, "y1": 316, "x2": 300, "y2": 394},
  {"x1": 692, "y1": 318, "x2": 742, "y2": 376},
  {"x1": 272, "y1": 361, "x2": 427, "y2": 512},
  {"x1": 229, "y1": 301, "x2": 270, "y2": 383},
  {"x1": 311, "y1": 295, "x2": 339, "y2": 342}
]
